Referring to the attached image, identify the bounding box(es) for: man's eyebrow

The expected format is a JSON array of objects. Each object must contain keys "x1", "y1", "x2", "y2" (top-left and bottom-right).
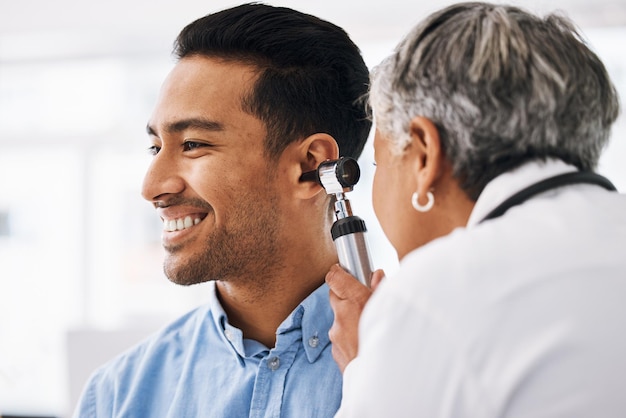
[{"x1": 146, "y1": 118, "x2": 224, "y2": 137}]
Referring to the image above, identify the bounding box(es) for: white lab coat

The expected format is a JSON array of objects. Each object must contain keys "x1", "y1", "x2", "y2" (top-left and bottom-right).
[{"x1": 337, "y1": 159, "x2": 626, "y2": 418}]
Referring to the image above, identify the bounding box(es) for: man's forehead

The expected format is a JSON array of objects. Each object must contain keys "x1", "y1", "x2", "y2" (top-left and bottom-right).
[
  {"x1": 168, "y1": 55, "x2": 259, "y2": 83},
  {"x1": 156, "y1": 56, "x2": 258, "y2": 107}
]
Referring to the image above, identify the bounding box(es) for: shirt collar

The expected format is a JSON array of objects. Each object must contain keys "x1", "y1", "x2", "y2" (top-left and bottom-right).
[
  {"x1": 207, "y1": 281, "x2": 332, "y2": 363},
  {"x1": 278, "y1": 283, "x2": 333, "y2": 363},
  {"x1": 467, "y1": 158, "x2": 578, "y2": 227},
  {"x1": 206, "y1": 282, "x2": 247, "y2": 360}
]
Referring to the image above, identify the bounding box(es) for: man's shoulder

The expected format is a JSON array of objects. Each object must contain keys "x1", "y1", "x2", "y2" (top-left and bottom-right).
[
  {"x1": 90, "y1": 303, "x2": 213, "y2": 383},
  {"x1": 73, "y1": 303, "x2": 225, "y2": 416}
]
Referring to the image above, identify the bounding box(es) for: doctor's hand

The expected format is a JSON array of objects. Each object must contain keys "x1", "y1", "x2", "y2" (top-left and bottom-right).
[{"x1": 326, "y1": 264, "x2": 385, "y2": 373}]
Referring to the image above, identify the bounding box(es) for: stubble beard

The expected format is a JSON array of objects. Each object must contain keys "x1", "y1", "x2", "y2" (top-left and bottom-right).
[{"x1": 162, "y1": 191, "x2": 283, "y2": 292}]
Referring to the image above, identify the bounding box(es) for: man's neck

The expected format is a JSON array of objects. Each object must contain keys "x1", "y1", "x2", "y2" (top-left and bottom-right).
[{"x1": 215, "y1": 267, "x2": 328, "y2": 348}]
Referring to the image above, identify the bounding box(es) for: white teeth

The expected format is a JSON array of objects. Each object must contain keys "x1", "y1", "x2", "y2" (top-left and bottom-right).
[{"x1": 163, "y1": 216, "x2": 202, "y2": 232}]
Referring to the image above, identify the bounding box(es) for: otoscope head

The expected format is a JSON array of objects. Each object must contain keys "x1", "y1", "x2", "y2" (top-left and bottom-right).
[{"x1": 299, "y1": 157, "x2": 361, "y2": 195}]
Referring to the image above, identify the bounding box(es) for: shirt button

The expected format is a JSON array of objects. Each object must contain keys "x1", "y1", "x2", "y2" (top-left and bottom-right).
[
  {"x1": 268, "y1": 356, "x2": 280, "y2": 371},
  {"x1": 308, "y1": 336, "x2": 319, "y2": 348},
  {"x1": 224, "y1": 329, "x2": 233, "y2": 341}
]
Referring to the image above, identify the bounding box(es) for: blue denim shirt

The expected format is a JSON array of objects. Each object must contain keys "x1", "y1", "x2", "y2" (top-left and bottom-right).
[{"x1": 73, "y1": 282, "x2": 341, "y2": 417}]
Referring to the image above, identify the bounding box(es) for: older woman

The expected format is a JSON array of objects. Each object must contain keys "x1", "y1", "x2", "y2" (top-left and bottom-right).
[{"x1": 327, "y1": 2, "x2": 626, "y2": 417}]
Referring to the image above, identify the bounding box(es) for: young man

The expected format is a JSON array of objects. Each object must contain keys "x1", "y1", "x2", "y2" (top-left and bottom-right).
[{"x1": 73, "y1": 4, "x2": 370, "y2": 417}]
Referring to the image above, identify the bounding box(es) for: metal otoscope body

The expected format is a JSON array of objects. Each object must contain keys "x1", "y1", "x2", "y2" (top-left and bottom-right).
[{"x1": 300, "y1": 157, "x2": 373, "y2": 287}]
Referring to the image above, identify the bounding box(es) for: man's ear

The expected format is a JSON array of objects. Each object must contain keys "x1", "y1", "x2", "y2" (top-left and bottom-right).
[
  {"x1": 408, "y1": 116, "x2": 444, "y2": 197},
  {"x1": 291, "y1": 133, "x2": 340, "y2": 199}
]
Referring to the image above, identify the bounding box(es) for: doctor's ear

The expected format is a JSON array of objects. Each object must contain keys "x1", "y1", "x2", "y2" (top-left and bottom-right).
[{"x1": 408, "y1": 116, "x2": 444, "y2": 194}]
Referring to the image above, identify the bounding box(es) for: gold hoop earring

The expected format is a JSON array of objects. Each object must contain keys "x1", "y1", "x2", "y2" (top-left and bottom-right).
[{"x1": 411, "y1": 191, "x2": 434, "y2": 212}]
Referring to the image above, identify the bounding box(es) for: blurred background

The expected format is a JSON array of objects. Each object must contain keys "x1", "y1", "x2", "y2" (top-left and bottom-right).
[{"x1": 1, "y1": 0, "x2": 625, "y2": 416}]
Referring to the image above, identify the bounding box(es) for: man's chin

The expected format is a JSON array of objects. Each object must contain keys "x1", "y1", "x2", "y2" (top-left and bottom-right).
[
  {"x1": 164, "y1": 269, "x2": 212, "y2": 286},
  {"x1": 163, "y1": 255, "x2": 212, "y2": 286}
]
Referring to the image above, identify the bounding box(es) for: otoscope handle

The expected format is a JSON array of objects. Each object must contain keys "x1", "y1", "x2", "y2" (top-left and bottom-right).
[{"x1": 331, "y1": 216, "x2": 373, "y2": 287}]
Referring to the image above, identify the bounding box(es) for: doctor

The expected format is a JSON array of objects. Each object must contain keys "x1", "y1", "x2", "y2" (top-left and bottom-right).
[{"x1": 328, "y1": 2, "x2": 626, "y2": 417}]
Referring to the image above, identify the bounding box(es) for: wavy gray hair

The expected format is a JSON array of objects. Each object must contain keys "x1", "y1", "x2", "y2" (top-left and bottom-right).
[{"x1": 370, "y1": 2, "x2": 620, "y2": 200}]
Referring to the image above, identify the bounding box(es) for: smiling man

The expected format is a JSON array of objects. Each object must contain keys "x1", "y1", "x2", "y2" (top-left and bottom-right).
[{"x1": 72, "y1": 3, "x2": 371, "y2": 417}]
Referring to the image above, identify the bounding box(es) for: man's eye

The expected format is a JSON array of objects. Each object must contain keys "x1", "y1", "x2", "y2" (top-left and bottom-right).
[
  {"x1": 182, "y1": 141, "x2": 210, "y2": 151},
  {"x1": 147, "y1": 145, "x2": 161, "y2": 156}
]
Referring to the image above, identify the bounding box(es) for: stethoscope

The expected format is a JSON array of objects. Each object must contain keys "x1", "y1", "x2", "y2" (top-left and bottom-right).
[{"x1": 480, "y1": 171, "x2": 618, "y2": 223}]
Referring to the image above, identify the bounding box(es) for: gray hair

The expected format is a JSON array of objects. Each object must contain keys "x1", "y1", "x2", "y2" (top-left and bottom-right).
[{"x1": 370, "y1": 2, "x2": 620, "y2": 200}]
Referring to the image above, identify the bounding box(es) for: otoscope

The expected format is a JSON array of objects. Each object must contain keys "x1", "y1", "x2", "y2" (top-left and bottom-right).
[{"x1": 300, "y1": 157, "x2": 374, "y2": 287}]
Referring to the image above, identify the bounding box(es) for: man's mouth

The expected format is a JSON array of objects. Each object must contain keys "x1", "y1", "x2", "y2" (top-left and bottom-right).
[{"x1": 163, "y1": 215, "x2": 204, "y2": 232}]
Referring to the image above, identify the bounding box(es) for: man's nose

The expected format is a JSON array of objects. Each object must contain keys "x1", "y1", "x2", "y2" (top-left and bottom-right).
[{"x1": 141, "y1": 149, "x2": 185, "y2": 203}]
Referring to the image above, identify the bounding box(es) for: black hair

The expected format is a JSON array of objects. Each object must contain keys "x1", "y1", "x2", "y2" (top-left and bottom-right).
[{"x1": 174, "y1": 3, "x2": 371, "y2": 160}]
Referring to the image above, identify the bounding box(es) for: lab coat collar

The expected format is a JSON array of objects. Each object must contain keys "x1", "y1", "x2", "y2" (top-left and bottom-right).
[{"x1": 466, "y1": 158, "x2": 578, "y2": 228}]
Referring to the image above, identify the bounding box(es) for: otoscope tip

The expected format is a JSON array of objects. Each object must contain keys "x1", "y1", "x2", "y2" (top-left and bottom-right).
[{"x1": 299, "y1": 170, "x2": 320, "y2": 184}]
